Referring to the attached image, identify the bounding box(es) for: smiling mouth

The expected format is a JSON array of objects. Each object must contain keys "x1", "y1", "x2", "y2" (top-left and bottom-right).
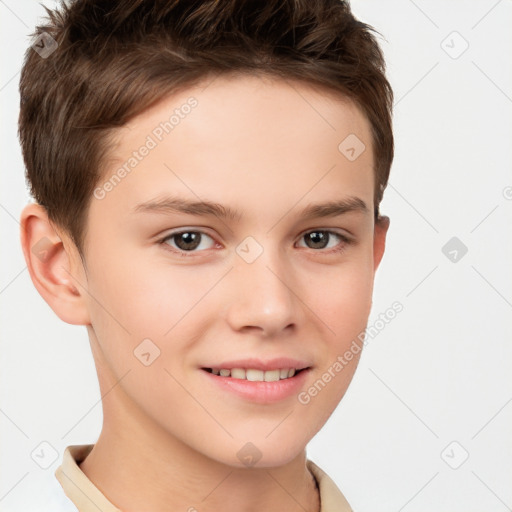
[{"x1": 202, "y1": 367, "x2": 308, "y2": 382}]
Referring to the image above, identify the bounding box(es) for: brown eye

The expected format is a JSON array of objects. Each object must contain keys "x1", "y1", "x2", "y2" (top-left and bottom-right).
[
  {"x1": 162, "y1": 230, "x2": 215, "y2": 254},
  {"x1": 297, "y1": 230, "x2": 350, "y2": 252},
  {"x1": 304, "y1": 231, "x2": 329, "y2": 249}
]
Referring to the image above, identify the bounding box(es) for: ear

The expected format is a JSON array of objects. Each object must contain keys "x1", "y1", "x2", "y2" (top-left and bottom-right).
[
  {"x1": 373, "y1": 215, "x2": 390, "y2": 273},
  {"x1": 20, "y1": 203, "x2": 91, "y2": 325}
]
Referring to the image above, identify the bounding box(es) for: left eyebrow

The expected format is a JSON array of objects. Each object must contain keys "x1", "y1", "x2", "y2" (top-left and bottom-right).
[
  {"x1": 298, "y1": 197, "x2": 369, "y2": 221},
  {"x1": 132, "y1": 195, "x2": 369, "y2": 222}
]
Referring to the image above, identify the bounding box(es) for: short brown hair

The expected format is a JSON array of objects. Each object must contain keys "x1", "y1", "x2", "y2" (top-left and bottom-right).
[{"x1": 19, "y1": 0, "x2": 393, "y2": 254}]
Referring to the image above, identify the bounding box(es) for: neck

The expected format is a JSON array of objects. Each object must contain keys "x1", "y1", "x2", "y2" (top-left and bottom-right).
[{"x1": 79, "y1": 377, "x2": 320, "y2": 512}]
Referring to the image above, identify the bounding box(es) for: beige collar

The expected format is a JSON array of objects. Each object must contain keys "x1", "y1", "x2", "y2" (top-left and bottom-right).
[{"x1": 56, "y1": 444, "x2": 352, "y2": 512}]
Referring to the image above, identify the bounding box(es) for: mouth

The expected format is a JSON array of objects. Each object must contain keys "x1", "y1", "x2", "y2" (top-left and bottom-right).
[
  {"x1": 201, "y1": 367, "x2": 308, "y2": 382},
  {"x1": 199, "y1": 358, "x2": 312, "y2": 403}
]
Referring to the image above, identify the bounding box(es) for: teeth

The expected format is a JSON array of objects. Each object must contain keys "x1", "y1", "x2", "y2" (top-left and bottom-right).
[
  {"x1": 246, "y1": 369, "x2": 264, "y2": 381},
  {"x1": 264, "y1": 369, "x2": 280, "y2": 382},
  {"x1": 210, "y1": 367, "x2": 301, "y2": 382},
  {"x1": 230, "y1": 368, "x2": 246, "y2": 379}
]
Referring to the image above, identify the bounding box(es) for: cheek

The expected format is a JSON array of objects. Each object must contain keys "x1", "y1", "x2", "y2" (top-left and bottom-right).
[
  {"x1": 83, "y1": 248, "x2": 215, "y2": 374},
  {"x1": 315, "y1": 257, "x2": 374, "y2": 342},
  {"x1": 297, "y1": 263, "x2": 374, "y2": 431},
  {"x1": 84, "y1": 247, "x2": 184, "y2": 333}
]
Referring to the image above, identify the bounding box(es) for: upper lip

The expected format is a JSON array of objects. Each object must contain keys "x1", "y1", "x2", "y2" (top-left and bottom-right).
[{"x1": 202, "y1": 358, "x2": 311, "y2": 371}]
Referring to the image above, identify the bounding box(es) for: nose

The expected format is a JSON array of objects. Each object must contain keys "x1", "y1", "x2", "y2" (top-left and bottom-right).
[{"x1": 224, "y1": 244, "x2": 298, "y2": 337}]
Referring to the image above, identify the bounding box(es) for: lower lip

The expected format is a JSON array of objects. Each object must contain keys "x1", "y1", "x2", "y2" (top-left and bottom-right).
[{"x1": 201, "y1": 369, "x2": 310, "y2": 404}]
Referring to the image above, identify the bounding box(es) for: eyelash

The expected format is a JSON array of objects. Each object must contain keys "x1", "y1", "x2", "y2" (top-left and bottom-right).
[{"x1": 157, "y1": 228, "x2": 353, "y2": 257}]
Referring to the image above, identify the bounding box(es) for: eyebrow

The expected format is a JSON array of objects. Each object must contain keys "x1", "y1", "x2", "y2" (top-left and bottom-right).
[{"x1": 133, "y1": 195, "x2": 369, "y2": 222}]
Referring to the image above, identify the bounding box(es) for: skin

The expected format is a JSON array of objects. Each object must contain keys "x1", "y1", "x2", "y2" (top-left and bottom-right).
[{"x1": 21, "y1": 73, "x2": 389, "y2": 512}]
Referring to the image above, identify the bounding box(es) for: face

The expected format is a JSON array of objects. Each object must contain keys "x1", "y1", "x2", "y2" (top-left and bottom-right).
[{"x1": 78, "y1": 74, "x2": 386, "y2": 467}]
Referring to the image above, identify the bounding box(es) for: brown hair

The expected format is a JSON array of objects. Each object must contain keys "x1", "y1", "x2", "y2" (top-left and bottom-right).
[{"x1": 19, "y1": 0, "x2": 393, "y2": 255}]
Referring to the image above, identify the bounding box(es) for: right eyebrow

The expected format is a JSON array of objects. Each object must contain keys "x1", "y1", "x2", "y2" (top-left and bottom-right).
[{"x1": 133, "y1": 196, "x2": 243, "y2": 222}]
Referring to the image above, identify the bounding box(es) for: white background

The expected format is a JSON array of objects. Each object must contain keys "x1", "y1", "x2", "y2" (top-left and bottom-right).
[{"x1": 1, "y1": 1, "x2": 511, "y2": 511}]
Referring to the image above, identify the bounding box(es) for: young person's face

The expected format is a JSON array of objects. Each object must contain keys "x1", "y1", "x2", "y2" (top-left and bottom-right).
[{"x1": 77, "y1": 74, "x2": 388, "y2": 466}]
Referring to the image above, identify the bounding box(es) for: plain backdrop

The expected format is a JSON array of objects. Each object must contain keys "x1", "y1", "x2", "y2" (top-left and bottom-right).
[{"x1": 1, "y1": 1, "x2": 511, "y2": 511}]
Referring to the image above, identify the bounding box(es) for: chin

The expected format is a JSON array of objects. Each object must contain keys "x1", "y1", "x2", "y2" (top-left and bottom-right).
[{"x1": 208, "y1": 434, "x2": 308, "y2": 470}]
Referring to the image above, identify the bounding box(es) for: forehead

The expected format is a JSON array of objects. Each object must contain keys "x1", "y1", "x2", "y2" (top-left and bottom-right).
[
  {"x1": 112, "y1": 72, "x2": 373, "y2": 161},
  {"x1": 96, "y1": 74, "x2": 374, "y2": 223},
  {"x1": 127, "y1": 74, "x2": 369, "y2": 135}
]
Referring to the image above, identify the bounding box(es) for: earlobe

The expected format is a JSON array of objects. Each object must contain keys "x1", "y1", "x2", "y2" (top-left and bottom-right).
[
  {"x1": 373, "y1": 215, "x2": 390, "y2": 272},
  {"x1": 20, "y1": 203, "x2": 91, "y2": 325}
]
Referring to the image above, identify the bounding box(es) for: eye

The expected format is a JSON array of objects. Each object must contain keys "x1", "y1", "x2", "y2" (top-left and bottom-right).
[
  {"x1": 158, "y1": 228, "x2": 352, "y2": 257},
  {"x1": 160, "y1": 230, "x2": 216, "y2": 255},
  {"x1": 297, "y1": 230, "x2": 351, "y2": 253}
]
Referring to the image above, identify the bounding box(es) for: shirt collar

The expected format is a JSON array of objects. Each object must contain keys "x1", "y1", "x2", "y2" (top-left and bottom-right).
[{"x1": 56, "y1": 444, "x2": 352, "y2": 512}]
